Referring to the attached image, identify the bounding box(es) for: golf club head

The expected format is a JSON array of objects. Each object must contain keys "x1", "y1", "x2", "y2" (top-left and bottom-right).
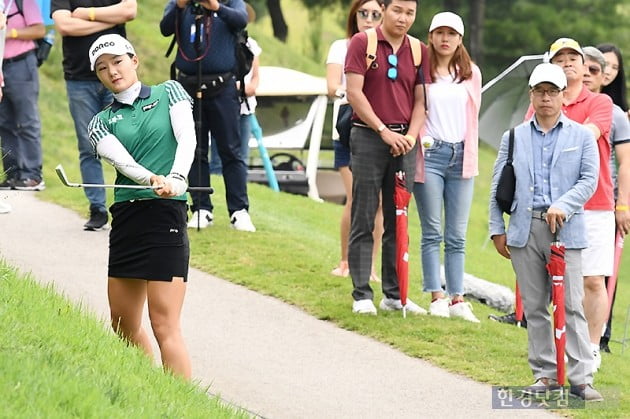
[{"x1": 55, "y1": 164, "x2": 74, "y2": 187}]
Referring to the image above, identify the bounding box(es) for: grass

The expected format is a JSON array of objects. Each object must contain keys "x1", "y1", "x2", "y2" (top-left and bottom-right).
[
  {"x1": 0, "y1": 263, "x2": 246, "y2": 418},
  {"x1": 6, "y1": 0, "x2": 630, "y2": 416}
]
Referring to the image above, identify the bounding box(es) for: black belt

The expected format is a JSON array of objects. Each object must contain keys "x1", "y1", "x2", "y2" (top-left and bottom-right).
[
  {"x1": 178, "y1": 71, "x2": 233, "y2": 87},
  {"x1": 353, "y1": 122, "x2": 409, "y2": 133},
  {"x1": 532, "y1": 209, "x2": 548, "y2": 220},
  {"x1": 3, "y1": 49, "x2": 34, "y2": 65}
]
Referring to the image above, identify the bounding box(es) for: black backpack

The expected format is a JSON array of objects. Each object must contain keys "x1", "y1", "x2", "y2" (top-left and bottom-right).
[
  {"x1": 11, "y1": 0, "x2": 51, "y2": 67},
  {"x1": 234, "y1": 29, "x2": 254, "y2": 106}
]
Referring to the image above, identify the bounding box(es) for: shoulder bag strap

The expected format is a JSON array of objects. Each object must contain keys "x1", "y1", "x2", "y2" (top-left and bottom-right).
[
  {"x1": 507, "y1": 128, "x2": 515, "y2": 165},
  {"x1": 365, "y1": 28, "x2": 377, "y2": 69}
]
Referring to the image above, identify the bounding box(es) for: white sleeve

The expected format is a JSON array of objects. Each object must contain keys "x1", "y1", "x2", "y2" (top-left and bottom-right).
[
  {"x1": 96, "y1": 135, "x2": 154, "y2": 185},
  {"x1": 168, "y1": 99, "x2": 197, "y2": 179},
  {"x1": 247, "y1": 37, "x2": 262, "y2": 57},
  {"x1": 326, "y1": 39, "x2": 348, "y2": 65}
]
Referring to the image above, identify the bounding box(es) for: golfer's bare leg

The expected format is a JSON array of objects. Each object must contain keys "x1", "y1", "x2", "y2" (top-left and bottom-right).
[
  {"x1": 108, "y1": 277, "x2": 154, "y2": 356},
  {"x1": 147, "y1": 277, "x2": 191, "y2": 379},
  {"x1": 583, "y1": 275, "x2": 608, "y2": 344}
]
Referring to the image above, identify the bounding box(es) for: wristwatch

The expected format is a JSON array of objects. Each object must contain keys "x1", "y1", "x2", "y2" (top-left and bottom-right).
[{"x1": 377, "y1": 124, "x2": 386, "y2": 133}]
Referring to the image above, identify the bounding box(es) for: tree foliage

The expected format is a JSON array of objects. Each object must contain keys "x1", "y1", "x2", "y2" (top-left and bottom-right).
[
  {"x1": 481, "y1": 0, "x2": 626, "y2": 77},
  {"x1": 290, "y1": 0, "x2": 628, "y2": 78}
]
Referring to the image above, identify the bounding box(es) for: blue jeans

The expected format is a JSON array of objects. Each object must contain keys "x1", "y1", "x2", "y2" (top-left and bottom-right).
[
  {"x1": 413, "y1": 140, "x2": 474, "y2": 296},
  {"x1": 240, "y1": 114, "x2": 251, "y2": 163},
  {"x1": 65, "y1": 80, "x2": 112, "y2": 213},
  {"x1": 0, "y1": 52, "x2": 42, "y2": 180},
  {"x1": 209, "y1": 114, "x2": 251, "y2": 174}
]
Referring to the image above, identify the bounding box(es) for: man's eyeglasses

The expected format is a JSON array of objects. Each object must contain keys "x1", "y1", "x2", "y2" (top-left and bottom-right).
[
  {"x1": 531, "y1": 88, "x2": 562, "y2": 97},
  {"x1": 387, "y1": 54, "x2": 397, "y2": 81},
  {"x1": 587, "y1": 65, "x2": 602, "y2": 75},
  {"x1": 357, "y1": 9, "x2": 382, "y2": 21}
]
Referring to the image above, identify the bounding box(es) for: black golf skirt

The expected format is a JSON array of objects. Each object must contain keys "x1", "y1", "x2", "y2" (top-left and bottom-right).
[{"x1": 108, "y1": 199, "x2": 190, "y2": 282}]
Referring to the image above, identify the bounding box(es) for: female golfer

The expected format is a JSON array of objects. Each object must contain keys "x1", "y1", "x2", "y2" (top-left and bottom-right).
[
  {"x1": 413, "y1": 12, "x2": 482, "y2": 322},
  {"x1": 88, "y1": 34, "x2": 196, "y2": 378}
]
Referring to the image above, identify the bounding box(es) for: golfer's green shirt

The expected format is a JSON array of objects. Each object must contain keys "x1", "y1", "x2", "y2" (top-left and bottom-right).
[{"x1": 88, "y1": 81, "x2": 192, "y2": 203}]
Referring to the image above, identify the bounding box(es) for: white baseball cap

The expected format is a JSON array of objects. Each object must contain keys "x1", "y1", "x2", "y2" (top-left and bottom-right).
[
  {"x1": 528, "y1": 63, "x2": 567, "y2": 89},
  {"x1": 429, "y1": 12, "x2": 464, "y2": 36},
  {"x1": 89, "y1": 34, "x2": 136, "y2": 71}
]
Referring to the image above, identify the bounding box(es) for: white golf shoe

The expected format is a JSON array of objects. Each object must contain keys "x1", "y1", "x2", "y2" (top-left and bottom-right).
[
  {"x1": 230, "y1": 209, "x2": 256, "y2": 232},
  {"x1": 449, "y1": 301, "x2": 480, "y2": 323},
  {"x1": 188, "y1": 209, "x2": 213, "y2": 229},
  {"x1": 352, "y1": 299, "x2": 377, "y2": 315},
  {"x1": 379, "y1": 297, "x2": 427, "y2": 315},
  {"x1": 429, "y1": 297, "x2": 451, "y2": 317}
]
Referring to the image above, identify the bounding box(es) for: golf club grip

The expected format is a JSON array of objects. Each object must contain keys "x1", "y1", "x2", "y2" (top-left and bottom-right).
[{"x1": 187, "y1": 187, "x2": 214, "y2": 193}]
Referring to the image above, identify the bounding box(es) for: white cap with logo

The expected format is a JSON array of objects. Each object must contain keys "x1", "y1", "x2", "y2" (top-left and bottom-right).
[
  {"x1": 429, "y1": 12, "x2": 465, "y2": 36},
  {"x1": 89, "y1": 34, "x2": 136, "y2": 71},
  {"x1": 528, "y1": 63, "x2": 567, "y2": 90}
]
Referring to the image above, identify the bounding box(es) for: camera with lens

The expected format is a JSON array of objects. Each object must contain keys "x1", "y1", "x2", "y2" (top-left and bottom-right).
[
  {"x1": 189, "y1": 1, "x2": 205, "y2": 15},
  {"x1": 189, "y1": 0, "x2": 228, "y2": 15}
]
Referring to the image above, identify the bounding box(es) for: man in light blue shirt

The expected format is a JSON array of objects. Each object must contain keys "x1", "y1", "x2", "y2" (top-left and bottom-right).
[{"x1": 489, "y1": 63, "x2": 602, "y2": 401}]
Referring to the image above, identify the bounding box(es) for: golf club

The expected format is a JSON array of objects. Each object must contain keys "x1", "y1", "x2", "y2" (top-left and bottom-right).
[{"x1": 55, "y1": 164, "x2": 213, "y2": 193}]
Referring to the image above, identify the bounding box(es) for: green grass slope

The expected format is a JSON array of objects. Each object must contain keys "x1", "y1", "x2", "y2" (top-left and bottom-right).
[{"x1": 0, "y1": 263, "x2": 245, "y2": 417}]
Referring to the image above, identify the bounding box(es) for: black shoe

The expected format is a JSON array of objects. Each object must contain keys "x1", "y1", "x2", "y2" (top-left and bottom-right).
[
  {"x1": 570, "y1": 384, "x2": 604, "y2": 401},
  {"x1": 0, "y1": 178, "x2": 15, "y2": 190},
  {"x1": 600, "y1": 340, "x2": 611, "y2": 353},
  {"x1": 488, "y1": 312, "x2": 527, "y2": 328},
  {"x1": 84, "y1": 210, "x2": 108, "y2": 231}
]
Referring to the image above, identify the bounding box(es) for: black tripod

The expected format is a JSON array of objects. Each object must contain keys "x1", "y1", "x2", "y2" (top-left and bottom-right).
[
  {"x1": 193, "y1": 12, "x2": 207, "y2": 231},
  {"x1": 175, "y1": 5, "x2": 212, "y2": 231}
]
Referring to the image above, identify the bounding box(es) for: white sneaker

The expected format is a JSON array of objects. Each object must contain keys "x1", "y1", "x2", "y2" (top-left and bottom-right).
[
  {"x1": 592, "y1": 348, "x2": 601, "y2": 373},
  {"x1": 188, "y1": 209, "x2": 213, "y2": 228},
  {"x1": 230, "y1": 209, "x2": 256, "y2": 232},
  {"x1": 429, "y1": 298, "x2": 450, "y2": 317},
  {"x1": 0, "y1": 201, "x2": 11, "y2": 214},
  {"x1": 352, "y1": 299, "x2": 377, "y2": 315},
  {"x1": 379, "y1": 297, "x2": 427, "y2": 315},
  {"x1": 449, "y1": 301, "x2": 480, "y2": 323}
]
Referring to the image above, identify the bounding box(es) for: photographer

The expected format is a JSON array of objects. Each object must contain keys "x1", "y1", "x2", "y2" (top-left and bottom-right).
[{"x1": 160, "y1": 0, "x2": 256, "y2": 232}]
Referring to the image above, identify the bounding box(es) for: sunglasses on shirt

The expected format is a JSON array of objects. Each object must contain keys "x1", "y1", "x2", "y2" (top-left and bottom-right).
[
  {"x1": 387, "y1": 54, "x2": 398, "y2": 81},
  {"x1": 357, "y1": 9, "x2": 382, "y2": 21}
]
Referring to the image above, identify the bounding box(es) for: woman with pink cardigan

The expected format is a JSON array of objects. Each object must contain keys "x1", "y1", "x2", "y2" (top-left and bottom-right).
[{"x1": 413, "y1": 12, "x2": 482, "y2": 322}]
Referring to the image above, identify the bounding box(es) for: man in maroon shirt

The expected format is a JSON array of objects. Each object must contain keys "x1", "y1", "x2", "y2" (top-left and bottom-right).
[{"x1": 345, "y1": 0, "x2": 428, "y2": 315}]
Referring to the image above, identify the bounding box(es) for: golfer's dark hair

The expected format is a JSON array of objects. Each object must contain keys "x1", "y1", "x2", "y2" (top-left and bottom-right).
[
  {"x1": 428, "y1": 25, "x2": 472, "y2": 82},
  {"x1": 346, "y1": 0, "x2": 384, "y2": 39},
  {"x1": 383, "y1": 0, "x2": 418, "y2": 7},
  {"x1": 597, "y1": 43, "x2": 628, "y2": 112}
]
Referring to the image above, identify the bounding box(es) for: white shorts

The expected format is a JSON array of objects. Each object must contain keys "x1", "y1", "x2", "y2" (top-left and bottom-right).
[{"x1": 581, "y1": 210, "x2": 615, "y2": 277}]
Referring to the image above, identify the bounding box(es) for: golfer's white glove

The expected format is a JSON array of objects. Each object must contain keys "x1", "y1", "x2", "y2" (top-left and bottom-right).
[{"x1": 166, "y1": 173, "x2": 188, "y2": 196}]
